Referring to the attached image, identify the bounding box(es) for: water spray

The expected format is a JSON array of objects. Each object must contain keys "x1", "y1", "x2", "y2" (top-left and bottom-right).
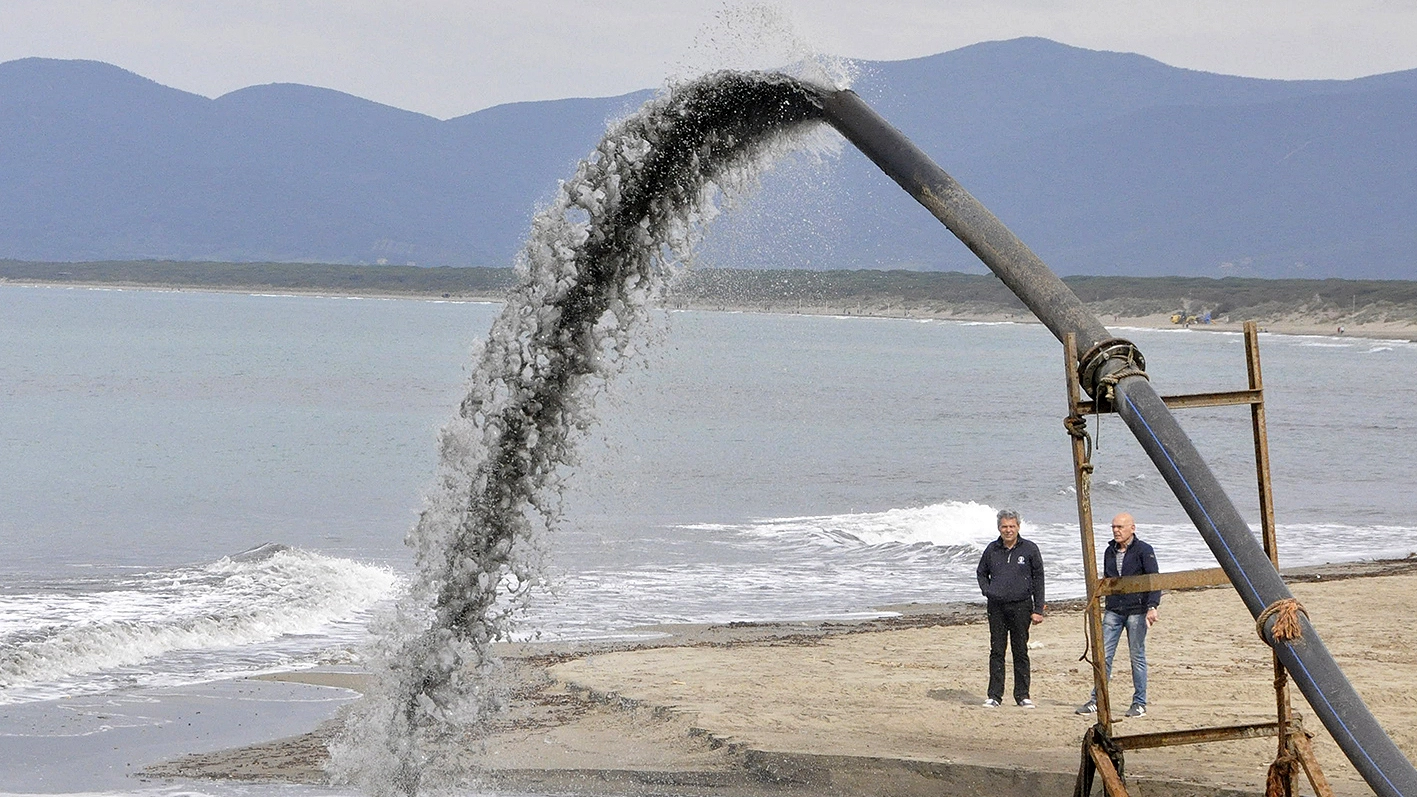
[
  {"x1": 330, "y1": 71, "x2": 830, "y2": 796},
  {"x1": 333, "y1": 67, "x2": 1416, "y2": 797}
]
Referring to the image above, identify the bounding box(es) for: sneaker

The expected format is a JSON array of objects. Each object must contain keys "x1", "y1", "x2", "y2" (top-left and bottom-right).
[
  {"x1": 1074, "y1": 700, "x2": 1097, "y2": 715},
  {"x1": 982, "y1": 698, "x2": 1001, "y2": 707},
  {"x1": 1017, "y1": 699, "x2": 1036, "y2": 709},
  {"x1": 1125, "y1": 704, "x2": 1147, "y2": 718}
]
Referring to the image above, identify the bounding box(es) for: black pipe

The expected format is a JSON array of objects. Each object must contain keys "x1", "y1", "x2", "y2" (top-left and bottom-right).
[
  {"x1": 1112, "y1": 379, "x2": 1416, "y2": 796},
  {"x1": 817, "y1": 89, "x2": 1110, "y2": 351},
  {"x1": 817, "y1": 87, "x2": 1417, "y2": 797}
]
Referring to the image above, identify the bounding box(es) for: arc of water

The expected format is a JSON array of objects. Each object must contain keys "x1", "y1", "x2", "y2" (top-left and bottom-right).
[{"x1": 331, "y1": 71, "x2": 831, "y2": 796}]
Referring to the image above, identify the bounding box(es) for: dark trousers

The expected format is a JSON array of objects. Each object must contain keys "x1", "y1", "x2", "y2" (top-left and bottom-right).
[{"x1": 987, "y1": 598, "x2": 1033, "y2": 703}]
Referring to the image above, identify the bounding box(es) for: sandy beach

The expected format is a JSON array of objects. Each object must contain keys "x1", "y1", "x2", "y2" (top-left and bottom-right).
[
  {"x1": 711, "y1": 305, "x2": 1417, "y2": 344},
  {"x1": 139, "y1": 558, "x2": 1417, "y2": 797},
  {"x1": 8, "y1": 277, "x2": 1415, "y2": 795},
  {"x1": 5, "y1": 277, "x2": 1416, "y2": 343}
]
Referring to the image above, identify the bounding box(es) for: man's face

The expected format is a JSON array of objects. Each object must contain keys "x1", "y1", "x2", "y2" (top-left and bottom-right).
[
  {"x1": 1111, "y1": 514, "x2": 1136, "y2": 547},
  {"x1": 998, "y1": 517, "x2": 1020, "y2": 547}
]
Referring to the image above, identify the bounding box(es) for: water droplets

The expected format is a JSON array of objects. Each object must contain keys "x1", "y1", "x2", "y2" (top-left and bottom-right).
[{"x1": 329, "y1": 70, "x2": 830, "y2": 795}]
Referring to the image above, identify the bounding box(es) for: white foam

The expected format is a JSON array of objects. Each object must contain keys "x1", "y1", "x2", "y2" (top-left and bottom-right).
[
  {"x1": 0, "y1": 549, "x2": 399, "y2": 703},
  {"x1": 682, "y1": 500, "x2": 1003, "y2": 549}
]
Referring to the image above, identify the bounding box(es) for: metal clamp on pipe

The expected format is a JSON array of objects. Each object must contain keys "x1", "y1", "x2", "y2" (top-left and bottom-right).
[
  {"x1": 819, "y1": 85, "x2": 1417, "y2": 797},
  {"x1": 1077, "y1": 338, "x2": 1147, "y2": 404}
]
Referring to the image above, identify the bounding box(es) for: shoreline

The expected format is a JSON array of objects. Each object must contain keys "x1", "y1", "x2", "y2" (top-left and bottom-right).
[
  {"x1": 142, "y1": 557, "x2": 1417, "y2": 796},
  {"x1": 6, "y1": 277, "x2": 1416, "y2": 343}
]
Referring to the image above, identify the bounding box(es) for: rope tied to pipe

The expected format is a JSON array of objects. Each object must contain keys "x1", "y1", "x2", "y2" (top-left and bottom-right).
[
  {"x1": 1097, "y1": 364, "x2": 1150, "y2": 393},
  {"x1": 1077, "y1": 338, "x2": 1148, "y2": 407},
  {"x1": 1076, "y1": 338, "x2": 1147, "y2": 452},
  {"x1": 1257, "y1": 598, "x2": 1308, "y2": 644}
]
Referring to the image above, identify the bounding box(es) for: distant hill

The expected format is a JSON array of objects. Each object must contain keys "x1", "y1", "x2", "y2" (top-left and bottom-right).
[
  {"x1": 0, "y1": 57, "x2": 651, "y2": 267},
  {"x1": 2, "y1": 38, "x2": 1414, "y2": 278}
]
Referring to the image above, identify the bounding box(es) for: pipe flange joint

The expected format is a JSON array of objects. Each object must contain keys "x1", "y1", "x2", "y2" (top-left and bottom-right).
[{"x1": 1077, "y1": 338, "x2": 1147, "y2": 401}]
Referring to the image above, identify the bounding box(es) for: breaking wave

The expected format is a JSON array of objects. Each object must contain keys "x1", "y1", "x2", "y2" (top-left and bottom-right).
[
  {"x1": 682, "y1": 500, "x2": 1005, "y2": 550},
  {"x1": 0, "y1": 545, "x2": 399, "y2": 704}
]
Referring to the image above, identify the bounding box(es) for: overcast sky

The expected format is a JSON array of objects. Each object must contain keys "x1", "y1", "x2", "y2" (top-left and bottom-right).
[{"x1": 4, "y1": 1, "x2": 1415, "y2": 119}]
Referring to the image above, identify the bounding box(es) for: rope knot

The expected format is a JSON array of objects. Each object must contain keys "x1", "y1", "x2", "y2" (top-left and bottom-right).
[
  {"x1": 1256, "y1": 598, "x2": 1308, "y2": 644},
  {"x1": 1076, "y1": 338, "x2": 1147, "y2": 402},
  {"x1": 1265, "y1": 748, "x2": 1301, "y2": 797},
  {"x1": 1097, "y1": 364, "x2": 1150, "y2": 388}
]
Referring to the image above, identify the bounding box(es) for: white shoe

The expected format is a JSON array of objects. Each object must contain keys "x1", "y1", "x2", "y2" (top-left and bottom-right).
[
  {"x1": 1017, "y1": 699, "x2": 1036, "y2": 709},
  {"x1": 982, "y1": 698, "x2": 1001, "y2": 707}
]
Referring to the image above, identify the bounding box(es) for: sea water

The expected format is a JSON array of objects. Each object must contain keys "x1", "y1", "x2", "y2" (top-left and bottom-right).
[{"x1": 3, "y1": 282, "x2": 1416, "y2": 793}]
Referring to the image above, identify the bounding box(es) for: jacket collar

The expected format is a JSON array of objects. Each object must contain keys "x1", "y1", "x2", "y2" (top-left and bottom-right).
[{"x1": 1107, "y1": 536, "x2": 1140, "y2": 552}]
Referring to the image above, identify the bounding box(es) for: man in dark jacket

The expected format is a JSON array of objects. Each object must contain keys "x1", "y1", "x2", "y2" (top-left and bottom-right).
[
  {"x1": 1076, "y1": 512, "x2": 1160, "y2": 718},
  {"x1": 976, "y1": 509, "x2": 1045, "y2": 708}
]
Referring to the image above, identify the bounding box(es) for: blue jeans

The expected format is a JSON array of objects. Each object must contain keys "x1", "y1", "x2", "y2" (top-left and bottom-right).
[{"x1": 1091, "y1": 609, "x2": 1149, "y2": 707}]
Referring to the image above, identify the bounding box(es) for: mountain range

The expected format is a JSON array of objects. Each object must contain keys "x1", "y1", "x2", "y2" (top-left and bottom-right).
[{"x1": 2, "y1": 37, "x2": 1414, "y2": 278}]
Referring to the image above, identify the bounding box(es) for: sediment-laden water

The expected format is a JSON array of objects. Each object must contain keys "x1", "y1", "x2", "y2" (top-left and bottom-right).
[{"x1": 326, "y1": 71, "x2": 844, "y2": 794}]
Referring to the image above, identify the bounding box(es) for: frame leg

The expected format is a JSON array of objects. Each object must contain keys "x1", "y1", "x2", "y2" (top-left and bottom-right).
[
  {"x1": 1088, "y1": 742, "x2": 1130, "y2": 797},
  {"x1": 1292, "y1": 731, "x2": 1336, "y2": 797}
]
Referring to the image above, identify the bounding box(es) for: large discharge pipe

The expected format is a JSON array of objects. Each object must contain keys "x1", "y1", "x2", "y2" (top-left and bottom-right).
[{"x1": 816, "y1": 88, "x2": 1417, "y2": 797}]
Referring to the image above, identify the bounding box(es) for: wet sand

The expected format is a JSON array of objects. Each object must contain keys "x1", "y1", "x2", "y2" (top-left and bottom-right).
[
  {"x1": 142, "y1": 558, "x2": 1417, "y2": 796},
  {"x1": 727, "y1": 305, "x2": 1417, "y2": 343},
  {"x1": 0, "y1": 678, "x2": 356, "y2": 794}
]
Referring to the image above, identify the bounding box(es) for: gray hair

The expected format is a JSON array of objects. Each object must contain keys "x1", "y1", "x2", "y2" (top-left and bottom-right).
[{"x1": 996, "y1": 509, "x2": 1020, "y2": 526}]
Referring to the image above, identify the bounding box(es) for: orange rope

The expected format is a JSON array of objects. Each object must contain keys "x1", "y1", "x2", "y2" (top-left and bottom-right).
[{"x1": 1256, "y1": 598, "x2": 1307, "y2": 644}]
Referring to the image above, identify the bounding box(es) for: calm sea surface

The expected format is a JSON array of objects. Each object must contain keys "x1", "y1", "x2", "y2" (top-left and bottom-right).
[{"x1": 3, "y1": 283, "x2": 1416, "y2": 794}]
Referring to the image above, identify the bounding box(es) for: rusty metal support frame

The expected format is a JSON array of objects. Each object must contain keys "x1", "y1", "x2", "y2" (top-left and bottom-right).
[
  {"x1": 817, "y1": 87, "x2": 1403, "y2": 795},
  {"x1": 1088, "y1": 743, "x2": 1129, "y2": 797},
  {"x1": 1065, "y1": 332, "x2": 1115, "y2": 731},
  {"x1": 1245, "y1": 323, "x2": 1300, "y2": 797},
  {"x1": 1063, "y1": 323, "x2": 1332, "y2": 797},
  {"x1": 1115, "y1": 720, "x2": 1280, "y2": 750},
  {"x1": 1295, "y1": 730, "x2": 1338, "y2": 796}
]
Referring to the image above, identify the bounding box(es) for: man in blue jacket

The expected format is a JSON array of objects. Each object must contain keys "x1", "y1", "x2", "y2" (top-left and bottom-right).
[
  {"x1": 1077, "y1": 512, "x2": 1160, "y2": 718},
  {"x1": 976, "y1": 509, "x2": 1046, "y2": 708}
]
